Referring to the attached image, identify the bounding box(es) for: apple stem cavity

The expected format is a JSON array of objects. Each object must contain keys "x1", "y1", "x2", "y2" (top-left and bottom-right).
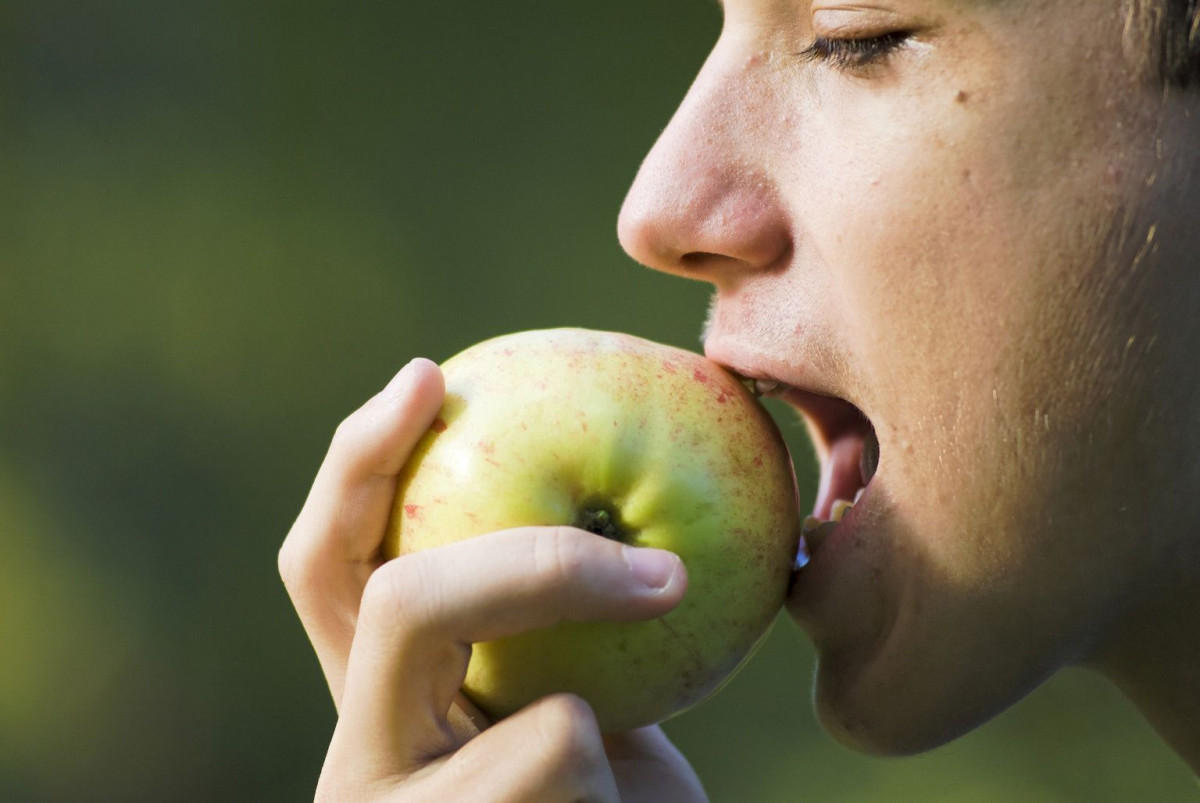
[{"x1": 576, "y1": 506, "x2": 625, "y2": 542}]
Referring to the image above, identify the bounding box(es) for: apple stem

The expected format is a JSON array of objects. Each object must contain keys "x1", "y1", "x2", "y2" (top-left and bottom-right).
[{"x1": 577, "y1": 507, "x2": 623, "y2": 541}]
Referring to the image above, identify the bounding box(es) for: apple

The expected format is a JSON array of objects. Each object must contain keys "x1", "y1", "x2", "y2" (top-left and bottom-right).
[{"x1": 384, "y1": 328, "x2": 800, "y2": 733}]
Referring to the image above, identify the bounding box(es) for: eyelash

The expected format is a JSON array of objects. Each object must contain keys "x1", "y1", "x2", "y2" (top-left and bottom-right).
[{"x1": 798, "y1": 31, "x2": 912, "y2": 71}]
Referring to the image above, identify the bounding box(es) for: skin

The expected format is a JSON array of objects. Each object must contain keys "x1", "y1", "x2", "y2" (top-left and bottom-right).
[
  {"x1": 619, "y1": 0, "x2": 1200, "y2": 768},
  {"x1": 280, "y1": 359, "x2": 705, "y2": 800},
  {"x1": 282, "y1": 0, "x2": 1200, "y2": 797}
]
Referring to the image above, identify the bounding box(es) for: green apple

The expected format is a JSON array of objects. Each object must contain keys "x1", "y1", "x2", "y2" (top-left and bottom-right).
[{"x1": 385, "y1": 328, "x2": 800, "y2": 733}]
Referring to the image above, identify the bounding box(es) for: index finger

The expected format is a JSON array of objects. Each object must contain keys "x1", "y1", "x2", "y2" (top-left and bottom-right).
[{"x1": 278, "y1": 358, "x2": 445, "y2": 704}]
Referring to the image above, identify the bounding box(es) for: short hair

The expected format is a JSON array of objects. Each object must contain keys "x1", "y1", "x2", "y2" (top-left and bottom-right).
[{"x1": 1126, "y1": 0, "x2": 1200, "y2": 87}]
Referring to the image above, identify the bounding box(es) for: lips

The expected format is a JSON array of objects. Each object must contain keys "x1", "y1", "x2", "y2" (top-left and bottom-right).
[{"x1": 717, "y1": 349, "x2": 880, "y2": 563}]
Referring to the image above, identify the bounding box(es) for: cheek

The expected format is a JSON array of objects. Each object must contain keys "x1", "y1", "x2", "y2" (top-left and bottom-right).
[
  {"x1": 788, "y1": 72, "x2": 1147, "y2": 574},
  {"x1": 798, "y1": 88, "x2": 1034, "y2": 435}
]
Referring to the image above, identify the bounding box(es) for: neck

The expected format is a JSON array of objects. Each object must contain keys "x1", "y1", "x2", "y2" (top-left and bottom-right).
[
  {"x1": 1098, "y1": 185, "x2": 1200, "y2": 773},
  {"x1": 1093, "y1": 584, "x2": 1200, "y2": 774},
  {"x1": 1086, "y1": 436, "x2": 1200, "y2": 776}
]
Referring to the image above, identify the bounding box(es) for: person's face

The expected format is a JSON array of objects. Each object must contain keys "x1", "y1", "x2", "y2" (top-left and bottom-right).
[{"x1": 619, "y1": 0, "x2": 1200, "y2": 753}]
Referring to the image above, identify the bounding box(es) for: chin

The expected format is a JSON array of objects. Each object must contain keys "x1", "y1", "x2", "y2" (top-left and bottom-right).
[
  {"x1": 807, "y1": 628, "x2": 1060, "y2": 758},
  {"x1": 812, "y1": 681, "x2": 976, "y2": 758}
]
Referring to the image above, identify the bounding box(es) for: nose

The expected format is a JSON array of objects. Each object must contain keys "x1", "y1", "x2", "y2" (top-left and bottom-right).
[{"x1": 617, "y1": 43, "x2": 791, "y2": 285}]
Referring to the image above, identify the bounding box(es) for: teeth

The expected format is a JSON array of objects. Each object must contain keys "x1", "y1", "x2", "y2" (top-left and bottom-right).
[
  {"x1": 831, "y1": 499, "x2": 854, "y2": 522},
  {"x1": 798, "y1": 501, "x2": 858, "y2": 566},
  {"x1": 801, "y1": 500, "x2": 855, "y2": 531},
  {"x1": 799, "y1": 517, "x2": 838, "y2": 557}
]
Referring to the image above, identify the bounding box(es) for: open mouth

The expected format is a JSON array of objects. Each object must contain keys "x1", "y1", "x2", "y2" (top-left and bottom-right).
[{"x1": 740, "y1": 375, "x2": 880, "y2": 566}]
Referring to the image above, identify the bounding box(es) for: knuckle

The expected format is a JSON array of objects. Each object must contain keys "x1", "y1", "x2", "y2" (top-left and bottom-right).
[
  {"x1": 329, "y1": 391, "x2": 423, "y2": 479},
  {"x1": 359, "y1": 555, "x2": 438, "y2": 634},
  {"x1": 533, "y1": 694, "x2": 603, "y2": 772},
  {"x1": 533, "y1": 526, "x2": 587, "y2": 585},
  {"x1": 276, "y1": 536, "x2": 314, "y2": 598},
  {"x1": 330, "y1": 406, "x2": 369, "y2": 453},
  {"x1": 359, "y1": 558, "x2": 411, "y2": 618}
]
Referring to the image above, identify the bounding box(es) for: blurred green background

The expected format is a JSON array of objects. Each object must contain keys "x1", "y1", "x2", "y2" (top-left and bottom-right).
[{"x1": 2, "y1": 1, "x2": 1195, "y2": 800}]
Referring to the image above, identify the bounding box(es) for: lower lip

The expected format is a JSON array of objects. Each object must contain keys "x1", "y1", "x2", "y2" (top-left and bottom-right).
[{"x1": 792, "y1": 488, "x2": 869, "y2": 606}]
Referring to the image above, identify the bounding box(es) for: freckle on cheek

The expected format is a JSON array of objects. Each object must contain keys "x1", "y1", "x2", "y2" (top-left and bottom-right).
[{"x1": 955, "y1": 90, "x2": 969, "y2": 104}]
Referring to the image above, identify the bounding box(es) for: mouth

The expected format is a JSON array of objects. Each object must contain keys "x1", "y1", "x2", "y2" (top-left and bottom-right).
[{"x1": 727, "y1": 362, "x2": 879, "y2": 568}]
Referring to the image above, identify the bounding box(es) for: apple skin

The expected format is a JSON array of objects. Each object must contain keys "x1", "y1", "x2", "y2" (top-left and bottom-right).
[{"x1": 385, "y1": 328, "x2": 801, "y2": 733}]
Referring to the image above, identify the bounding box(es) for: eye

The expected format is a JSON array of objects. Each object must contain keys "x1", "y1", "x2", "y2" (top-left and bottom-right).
[{"x1": 798, "y1": 30, "x2": 913, "y2": 71}]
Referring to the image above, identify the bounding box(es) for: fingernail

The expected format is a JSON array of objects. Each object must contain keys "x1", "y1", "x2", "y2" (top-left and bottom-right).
[{"x1": 624, "y1": 547, "x2": 679, "y2": 591}]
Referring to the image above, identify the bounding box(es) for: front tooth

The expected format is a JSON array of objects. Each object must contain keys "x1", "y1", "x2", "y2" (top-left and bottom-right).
[
  {"x1": 801, "y1": 515, "x2": 823, "y2": 535},
  {"x1": 831, "y1": 499, "x2": 854, "y2": 522},
  {"x1": 755, "y1": 379, "x2": 781, "y2": 395}
]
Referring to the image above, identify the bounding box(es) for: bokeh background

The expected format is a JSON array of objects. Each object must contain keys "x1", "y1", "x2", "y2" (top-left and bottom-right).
[{"x1": 3, "y1": 1, "x2": 1196, "y2": 800}]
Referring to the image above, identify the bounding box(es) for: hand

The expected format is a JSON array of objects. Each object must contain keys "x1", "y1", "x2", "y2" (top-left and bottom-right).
[{"x1": 279, "y1": 359, "x2": 709, "y2": 801}]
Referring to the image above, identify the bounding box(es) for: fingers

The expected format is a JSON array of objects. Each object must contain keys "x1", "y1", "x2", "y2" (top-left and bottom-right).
[
  {"x1": 604, "y1": 727, "x2": 707, "y2": 803},
  {"x1": 446, "y1": 692, "x2": 489, "y2": 744},
  {"x1": 332, "y1": 526, "x2": 687, "y2": 778},
  {"x1": 318, "y1": 695, "x2": 621, "y2": 803},
  {"x1": 279, "y1": 358, "x2": 445, "y2": 705},
  {"x1": 427, "y1": 694, "x2": 621, "y2": 803}
]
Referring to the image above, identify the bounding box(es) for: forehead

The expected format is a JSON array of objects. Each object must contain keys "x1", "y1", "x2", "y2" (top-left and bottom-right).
[
  {"x1": 705, "y1": 0, "x2": 1128, "y2": 59},
  {"x1": 709, "y1": 0, "x2": 1067, "y2": 19}
]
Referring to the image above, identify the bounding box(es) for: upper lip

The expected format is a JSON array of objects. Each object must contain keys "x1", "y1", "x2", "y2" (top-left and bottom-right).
[
  {"x1": 705, "y1": 333, "x2": 877, "y2": 525},
  {"x1": 703, "y1": 335, "x2": 869, "y2": 454}
]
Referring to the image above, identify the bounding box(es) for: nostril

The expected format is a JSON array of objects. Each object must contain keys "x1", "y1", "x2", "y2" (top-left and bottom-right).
[{"x1": 679, "y1": 252, "x2": 724, "y2": 270}]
